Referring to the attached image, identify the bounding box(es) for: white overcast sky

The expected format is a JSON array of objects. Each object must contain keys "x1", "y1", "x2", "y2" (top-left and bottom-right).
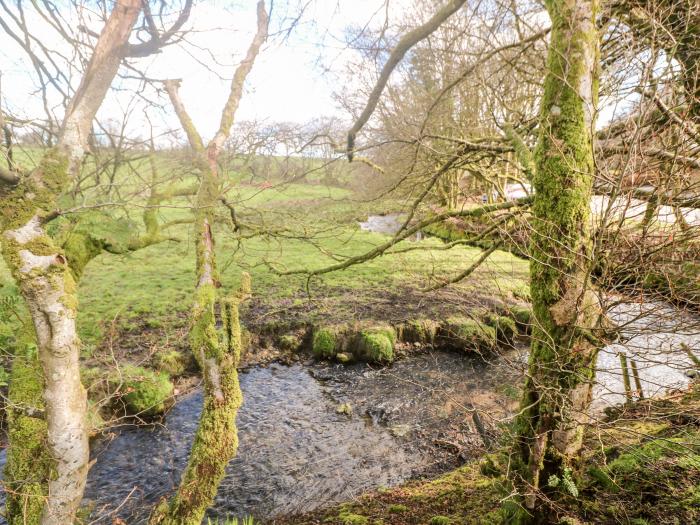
[
  {"x1": 0, "y1": 0, "x2": 419, "y2": 143},
  {"x1": 1, "y1": 1, "x2": 627, "y2": 143}
]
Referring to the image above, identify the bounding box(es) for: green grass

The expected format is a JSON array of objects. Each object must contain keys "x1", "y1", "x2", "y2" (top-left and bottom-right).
[
  {"x1": 0, "y1": 151, "x2": 529, "y2": 349},
  {"x1": 206, "y1": 516, "x2": 256, "y2": 525}
]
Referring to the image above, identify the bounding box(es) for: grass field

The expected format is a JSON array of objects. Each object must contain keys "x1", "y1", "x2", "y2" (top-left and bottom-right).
[{"x1": 0, "y1": 150, "x2": 530, "y2": 355}]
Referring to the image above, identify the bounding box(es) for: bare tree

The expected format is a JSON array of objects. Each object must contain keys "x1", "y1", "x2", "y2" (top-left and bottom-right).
[
  {"x1": 0, "y1": 2, "x2": 194, "y2": 522},
  {"x1": 149, "y1": 2, "x2": 269, "y2": 523}
]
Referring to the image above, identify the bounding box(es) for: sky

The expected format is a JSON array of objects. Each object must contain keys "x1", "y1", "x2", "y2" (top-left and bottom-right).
[
  {"x1": 0, "y1": 1, "x2": 630, "y2": 145},
  {"x1": 0, "y1": 0, "x2": 417, "y2": 144}
]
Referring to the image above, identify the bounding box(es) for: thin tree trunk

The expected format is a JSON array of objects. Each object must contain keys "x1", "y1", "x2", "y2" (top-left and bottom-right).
[
  {"x1": 509, "y1": 0, "x2": 602, "y2": 522},
  {"x1": 0, "y1": 3, "x2": 141, "y2": 523},
  {"x1": 150, "y1": 4, "x2": 268, "y2": 522}
]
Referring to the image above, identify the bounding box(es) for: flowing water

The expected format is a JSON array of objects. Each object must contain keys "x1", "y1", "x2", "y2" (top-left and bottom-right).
[
  {"x1": 358, "y1": 214, "x2": 423, "y2": 240},
  {"x1": 594, "y1": 299, "x2": 699, "y2": 408},
  {"x1": 77, "y1": 351, "x2": 518, "y2": 523},
  {"x1": 0, "y1": 216, "x2": 697, "y2": 523}
]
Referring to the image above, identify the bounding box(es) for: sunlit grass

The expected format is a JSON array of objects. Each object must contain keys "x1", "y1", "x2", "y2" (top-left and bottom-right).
[{"x1": 0, "y1": 152, "x2": 529, "y2": 346}]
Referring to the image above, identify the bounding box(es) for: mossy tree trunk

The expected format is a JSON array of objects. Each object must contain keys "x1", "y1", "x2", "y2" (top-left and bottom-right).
[
  {"x1": 509, "y1": 0, "x2": 602, "y2": 522},
  {"x1": 149, "y1": 3, "x2": 268, "y2": 523},
  {"x1": 4, "y1": 326, "x2": 50, "y2": 525},
  {"x1": 0, "y1": 3, "x2": 141, "y2": 523}
]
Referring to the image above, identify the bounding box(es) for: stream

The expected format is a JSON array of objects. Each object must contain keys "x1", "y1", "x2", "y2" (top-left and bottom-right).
[
  {"x1": 0, "y1": 218, "x2": 697, "y2": 524},
  {"x1": 0, "y1": 320, "x2": 696, "y2": 524},
  {"x1": 79, "y1": 351, "x2": 519, "y2": 523}
]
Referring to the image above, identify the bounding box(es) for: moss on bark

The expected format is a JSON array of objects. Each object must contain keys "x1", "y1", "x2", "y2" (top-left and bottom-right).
[
  {"x1": 509, "y1": 0, "x2": 602, "y2": 522},
  {"x1": 4, "y1": 335, "x2": 50, "y2": 525}
]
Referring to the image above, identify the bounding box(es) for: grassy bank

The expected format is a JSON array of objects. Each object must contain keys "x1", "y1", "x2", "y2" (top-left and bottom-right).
[{"x1": 1, "y1": 170, "x2": 530, "y2": 355}]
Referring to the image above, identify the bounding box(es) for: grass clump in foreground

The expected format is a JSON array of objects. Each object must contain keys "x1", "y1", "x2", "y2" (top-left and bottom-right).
[
  {"x1": 207, "y1": 517, "x2": 256, "y2": 525},
  {"x1": 273, "y1": 383, "x2": 700, "y2": 525}
]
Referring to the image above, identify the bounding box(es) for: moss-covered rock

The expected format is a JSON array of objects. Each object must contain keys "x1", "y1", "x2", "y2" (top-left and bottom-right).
[
  {"x1": 400, "y1": 319, "x2": 440, "y2": 345},
  {"x1": 355, "y1": 326, "x2": 396, "y2": 363},
  {"x1": 484, "y1": 314, "x2": 517, "y2": 345},
  {"x1": 336, "y1": 352, "x2": 354, "y2": 364},
  {"x1": 154, "y1": 349, "x2": 192, "y2": 377},
  {"x1": 312, "y1": 326, "x2": 340, "y2": 359},
  {"x1": 510, "y1": 305, "x2": 532, "y2": 333},
  {"x1": 437, "y1": 317, "x2": 497, "y2": 351},
  {"x1": 117, "y1": 365, "x2": 174, "y2": 417},
  {"x1": 278, "y1": 334, "x2": 301, "y2": 351}
]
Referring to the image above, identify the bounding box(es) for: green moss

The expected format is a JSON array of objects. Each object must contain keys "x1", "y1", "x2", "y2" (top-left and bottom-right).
[
  {"x1": 62, "y1": 232, "x2": 104, "y2": 281},
  {"x1": 511, "y1": 283, "x2": 531, "y2": 302},
  {"x1": 401, "y1": 319, "x2": 440, "y2": 344},
  {"x1": 429, "y1": 517, "x2": 452, "y2": 525},
  {"x1": 355, "y1": 326, "x2": 395, "y2": 363},
  {"x1": 484, "y1": 314, "x2": 517, "y2": 345},
  {"x1": 437, "y1": 317, "x2": 497, "y2": 351},
  {"x1": 480, "y1": 454, "x2": 503, "y2": 477},
  {"x1": 338, "y1": 512, "x2": 368, "y2": 525},
  {"x1": 4, "y1": 353, "x2": 50, "y2": 525},
  {"x1": 581, "y1": 430, "x2": 700, "y2": 523},
  {"x1": 312, "y1": 326, "x2": 339, "y2": 358},
  {"x1": 154, "y1": 350, "x2": 192, "y2": 377},
  {"x1": 241, "y1": 327, "x2": 252, "y2": 354},
  {"x1": 117, "y1": 365, "x2": 174, "y2": 417},
  {"x1": 510, "y1": 305, "x2": 532, "y2": 332},
  {"x1": 387, "y1": 504, "x2": 407, "y2": 513},
  {"x1": 278, "y1": 334, "x2": 301, "y2": 351},
  {"x1": 335, "y1": 352, "x2": 354, "y2": 364}
]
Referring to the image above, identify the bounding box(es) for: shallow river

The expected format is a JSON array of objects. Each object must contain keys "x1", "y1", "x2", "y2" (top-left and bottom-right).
[
  {"x1": 0, "y1": 216, "x2": 697, "y2": 523},
  {"x1": 81, "y1": 350, "x2": 517, "y2": 523}
]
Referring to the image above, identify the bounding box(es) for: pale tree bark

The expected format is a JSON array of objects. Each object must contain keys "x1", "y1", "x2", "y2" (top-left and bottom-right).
[
  {"x1": 149, "y1": 3, "x2": 268, "y2": 523},
  {"x1": 508, "y1": 0, "x2": 602, "y2": 523},
  {"x1": 0, "y1": 2, "x2": 142, "y2": 523}
]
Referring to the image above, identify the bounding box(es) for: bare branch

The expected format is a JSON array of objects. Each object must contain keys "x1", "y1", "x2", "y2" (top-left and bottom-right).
[{"x1": 346, "y1": 0, "x2": 468, "y2": 160}]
